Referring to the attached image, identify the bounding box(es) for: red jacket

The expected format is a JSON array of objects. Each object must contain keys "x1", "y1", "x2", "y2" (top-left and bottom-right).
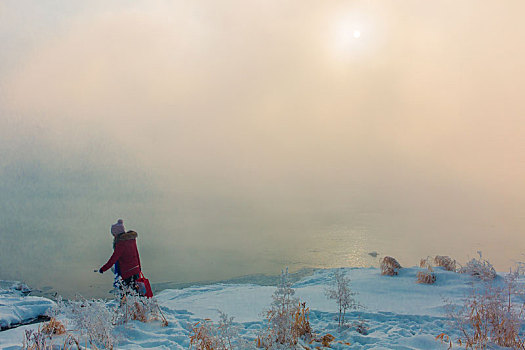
[{"x1": 101, "y1": 231, "x2": 141, "y2": 279}]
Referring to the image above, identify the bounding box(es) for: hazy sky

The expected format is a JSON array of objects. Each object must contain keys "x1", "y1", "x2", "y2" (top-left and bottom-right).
[{"x1": 1, "y1": 1, "x2": 524, "y2": 296}]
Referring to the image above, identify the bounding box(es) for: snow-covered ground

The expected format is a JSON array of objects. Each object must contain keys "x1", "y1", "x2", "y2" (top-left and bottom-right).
[{"x1": 0, "y1": 267, "x2": 519, "y2": 349}]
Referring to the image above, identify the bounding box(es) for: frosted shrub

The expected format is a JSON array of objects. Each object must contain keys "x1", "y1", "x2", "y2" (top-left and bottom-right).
[
  {"x1": 458, "y1": 251, "x2": 496, "y2": 281},
  {"x1": 189, "y1": 312, "x2": 251, "y2": 350},
  {"x1": 46, "y1": 295, "x2": 115, "y2": 348},
  {"x1": 434, "y1": 255, "x2": 457, "y2": 272},
  {"x1": 22, "y1": 326, "x2": 81, "y2": 350},
  {"x1": 416, "y1": 270, "x2": 436, "y2": 284},
  {"x1": 113, "y1": 281, "x2": 168, "y2": 326},
  {"x1": 325, "y1": 269, "x2": 359, "y2": 327},
  {"x1": 46, "y1": 295, "x2": 66, "y2": 319},
  {"x1": 258, "y1": 268, "x2": 312, "y2": 349},
  {"x1": 417, "y1": 257, "x2": 437, "y2": 284},
  {"x1": 444, "y1": 274, "x2": 525, "y2": 349},
  {"x1": 190, "y1": 318, "x2": 220, "y2": 350},
  {"x1": 353, "y1": 319, "x2": 369, "y2": 335},
  {"x1": 22, "y1": 328, "x2": 49, "y2": 350},
  {"x1": 68, "y1": 297, "x2": 116, "y2": 349},
  {"x1": 261, "y1": 268, "x2": 298, "y2": 348},
  {"x1": 41, "y1": 285, "x2": 167, "y2": 350},
  {"x1": 380, "y1": 256, "x2": 402, "y2": 276},
  {"x1": 217, "y1": 311, "x2": 240, "y2": 349}
]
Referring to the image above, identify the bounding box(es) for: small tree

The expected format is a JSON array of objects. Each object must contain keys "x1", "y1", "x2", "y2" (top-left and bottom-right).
[
  {"x1": 258, "y1": 268, "x2": 313, "y2": 349},
  {"x1": 217, "y1": 311, "x2": 240, "y2": 349},
  {"x1": 325, "y1": 269, "x2": 359, "y2": 327},
  {"x1": 266, "y1": 267, "x2": 298, "y2": 347}
]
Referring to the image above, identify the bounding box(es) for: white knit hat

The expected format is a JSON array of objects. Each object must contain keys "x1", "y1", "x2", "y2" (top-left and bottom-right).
[{"x1": 111, "y1": 219, "x2": 126, "y2": 235}]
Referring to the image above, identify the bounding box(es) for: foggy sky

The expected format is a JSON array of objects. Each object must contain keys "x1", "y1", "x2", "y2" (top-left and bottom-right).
[{"x1": 1, "y1": 1, "x2": 524, "y2": 296}]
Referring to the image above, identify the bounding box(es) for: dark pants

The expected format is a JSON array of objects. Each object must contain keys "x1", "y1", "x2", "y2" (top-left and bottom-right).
[{"x1": 122, "y1": 274, "x2": 140, "y2": 292}]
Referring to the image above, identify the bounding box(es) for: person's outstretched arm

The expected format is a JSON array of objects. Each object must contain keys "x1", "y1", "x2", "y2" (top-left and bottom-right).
[{"x1": 99, "y1": 245, "x2": 123, "y2": 273}]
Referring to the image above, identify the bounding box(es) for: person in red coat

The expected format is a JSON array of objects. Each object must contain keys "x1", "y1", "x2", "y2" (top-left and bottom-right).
[{"x1": 99, "y1": 229, "x2": 142, "y2": 290}]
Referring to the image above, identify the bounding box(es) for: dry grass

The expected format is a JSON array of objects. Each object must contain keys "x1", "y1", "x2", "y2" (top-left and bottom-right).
[
  {"x1": 23, "y1": 326, "x2": 82, "y2": 350},
  {"x1": 129, "y1": 301, "x2": 148, "y2": 322},
  {"x1": 292, "y1": 302, "x2": 312, "y2": 341},
  {"x1": 262, "y1": 303, "x2": 310, "y2": 347},
  {"x1": 62, "y1": 334, "x2": 82, "y2": 350},
  {"x1": 258, "y1": 301, "x2": 314, "y2": 349},
  {"x1": 119, "y1": 293, "x2": 168, "y2": 326},
  {"x1": 317, "y1": 333, "x2": 335, "y2": 347},
  {"x1": 416, "y1": 271, "x2": 436, "y2": 284},
  {"x1": 419, "y1": 258, "x2": 428, "y2": 268},
  {"x1": 380, "y1": 256, "x2": 402, "y2": 276},
  {"x1": 434, "y1": 256, "x2": 456, "y2": 272},
  {"x1": 417, "y1": 257, "x2": 437, "y2": 284},
  {"x1": 41, "y1": 317, "x2": 66, "y2": 335},
  {"x1": 189, "y1": 319, "x2": 216, "y2": 350}
]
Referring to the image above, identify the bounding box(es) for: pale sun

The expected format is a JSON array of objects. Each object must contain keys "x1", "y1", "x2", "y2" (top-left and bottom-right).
[{"x1": 335, "y1": 21, "x2": 363, "y2": 52}]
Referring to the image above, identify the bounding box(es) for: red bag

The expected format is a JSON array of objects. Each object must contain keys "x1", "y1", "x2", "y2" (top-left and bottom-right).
[{"x1": 136, "y1": 272, "x2": 154, "y2": 298}]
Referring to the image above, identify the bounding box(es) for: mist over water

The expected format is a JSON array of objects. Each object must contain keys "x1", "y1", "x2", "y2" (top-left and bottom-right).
[{"x1": 1, "y1": 1, "x2": 525, "y2": 297}]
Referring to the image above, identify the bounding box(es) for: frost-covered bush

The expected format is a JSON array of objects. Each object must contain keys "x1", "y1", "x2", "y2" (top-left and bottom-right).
[
  {"x1": 260, "y1": 268, "x2": 298, "y2": 348},
  {"x1": 217, "y1": 311, "x2": 241, "y2": 349},
  {"x1": 48, "y1": 295, "x2": 117, "y2": 349},
  {"x1": 69, "y1": 297, "x2": 116, "y2": 349},
  {"x1": 380, "y1": 256, "x2": 402, "y2": 276},
  {"x1": 46, "y1": 295, "x2": 66, "y2": 319},
  {"x1": 417, "y1": 257, "x2": 437, "y2": 284},
  {"x1": 434, "y1": 255, "x2": 456, "y2": 272},
  {"x1": 44, "y1": 284, "x2": 166, "y2": 349},
  {"x1": 325, "y1": 269, "x2": 359, "y2": 327},
  {"x1": 22, "y1": 328, "x2": 50, "y2": 350},
  {"x1": 353, "y1": 319, "x2": 369, "y2": 335},
  {"x1": 22, "y1": 325, "x2": 80, "y2": 350},
  {"x1": 189, "y1": 311, "x2": 253, "y2": 350},
  {"x1": 190, "y1": 318, "x2": 220, "y2": 350},
  {"x1": 458, "y1": 251, "x2": 496, "y2": 281},
  {"x1": 445, "y1": 272, "x2": 525, "y2": 349},
  {"x1": 113, "y1": 281, "x2": 168, "y2": 326},
  {"x1": 258, "y1": 268, "x2": 312, "y2": 349},
  {"x1": 416, "y1": 270, "x2": 436, "y2": 284}
]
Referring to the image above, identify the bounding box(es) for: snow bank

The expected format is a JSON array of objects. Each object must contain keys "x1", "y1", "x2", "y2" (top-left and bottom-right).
[
  {"x1": 0, "y1": 281, "x2": 55, "y2": 330},
  {"x1": 1, "y1": 267, "x2": 515, "y2": 349}
]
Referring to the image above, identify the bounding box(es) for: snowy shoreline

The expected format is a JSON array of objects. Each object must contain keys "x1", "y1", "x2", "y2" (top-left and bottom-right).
[{"x1": 1, "y1": 266, "x2": 522, "y2": 349}]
